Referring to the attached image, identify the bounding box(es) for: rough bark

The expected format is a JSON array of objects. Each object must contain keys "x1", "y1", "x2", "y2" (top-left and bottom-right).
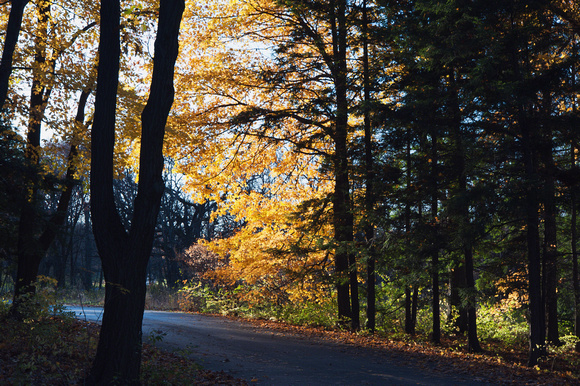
[{"x1": 86, "y1": 0, "x2": 184, "y2": 383}]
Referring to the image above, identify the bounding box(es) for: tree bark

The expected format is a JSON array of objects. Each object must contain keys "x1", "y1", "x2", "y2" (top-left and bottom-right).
[
  {"x1": 448, "y1": 69, "x2": 481, "y2": 351},
  {"x1": 329, "y1": 0, "x2": 355, "y2": 328},
  {"x1": 522, "y1": 119, "x2": 546, "y2": 366},
  {"x1": 539, "y1": 91, "x2": 559, "y2": 346},
  {"x1": 86, "y1": 0, "x2": 184, "y2": 383},
  {"x1": 0, "y1": 0, "x2": 30, "y2": 111},
  {"x1": 404, "y1": 131, "x2": 416, "y2": 335},
  {"x1": 362, "y1": 0, "x2": 375, "y2": 333},
  {"x1": 430, "y1": 132, "x2": 440, "y2": 345}
]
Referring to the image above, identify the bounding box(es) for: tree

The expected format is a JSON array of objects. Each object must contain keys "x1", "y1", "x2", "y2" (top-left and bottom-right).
[
  {"x1": 12, "y1": 0, "x2": 95, "y2": 311},
  {"x1": 166, "y1": 0, "x2": 365, "y2": 328},
  {"x1": 86, "y1": 0, "x2": 184, "y2": 383}
]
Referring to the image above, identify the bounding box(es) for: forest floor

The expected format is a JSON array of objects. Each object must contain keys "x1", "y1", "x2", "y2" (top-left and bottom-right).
[
  {"x1": 0, "y1": 314, "x2": 247, "y2": 385},
  {"x1": 1, "y1": 308, "x2": 579, "y2": 385}
]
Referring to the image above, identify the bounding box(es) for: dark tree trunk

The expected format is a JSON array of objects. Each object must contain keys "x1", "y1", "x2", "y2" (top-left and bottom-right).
[
  {"x1": 448, "y1": 265, "x2": 467, "y2": 333},
  {"x1": 405, "y1": 286, "x2": 413, "y2": 334},
  {"x1": 539, "y1": 94, "x2": 559, "y2": 346},
  {"x1": 464, "y1": 245, "x2": 481, "y2": 352},
  {"x1": 522, "y1": 120, "x2": 546, "y2": 366},
  {"x1": 542, "y1": 162, "x2": 559, "y2": 345},
  {"x1": 448, "y1": 69, "x2": 480, "y2": 351},
  {"x1": 12, "y1": 3, "x2": 84, "y2": 314},
  {"x1": 0, "y1": 0, "x2": 30, "y2": 111},
  {"x1": 362, "y1": 0, "x2": 375, "y2": 333},
  {"x1": 81, "y1": 205, "x2": 94, "y2": 291},
  {"x1": 329, "y1": 0, "x2": 354, "y2": 328},
  {"x1": 404, "y1": 132, "x2": 416, "y2": 335},
  {"x1": 430, "y1": 134, "x2": 440, "y2": 345},
  {"x1": 86, "y1": 0, "x2": 184, "y2": 383}
]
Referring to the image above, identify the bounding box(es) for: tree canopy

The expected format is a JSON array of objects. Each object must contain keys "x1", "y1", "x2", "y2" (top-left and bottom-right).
[{"x1": 1, "y1": 0, "x2": 580, "y2": 378}]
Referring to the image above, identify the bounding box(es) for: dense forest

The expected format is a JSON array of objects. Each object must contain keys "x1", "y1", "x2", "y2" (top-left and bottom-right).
[{"x1": 1, "y1": 0, "x2": 580, "y2": 383}]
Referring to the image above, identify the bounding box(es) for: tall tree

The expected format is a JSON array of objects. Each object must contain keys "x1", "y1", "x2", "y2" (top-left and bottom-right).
[
  {"x1": 86, "y1": 0, "x2": 184, "y2": 383},
  {"x1": 170, "y1": 0, "x2": 362, "y2": 328},
  {"x1": 11, "y1": 1, "x2": 95, "y2": 314},
  {"x1": 361, "y1": 0, "x2": 376, "y2": 333}
]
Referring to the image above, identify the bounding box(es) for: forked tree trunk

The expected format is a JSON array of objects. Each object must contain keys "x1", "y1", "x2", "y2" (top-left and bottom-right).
[
  {"x1": 12, "y1": 2, "x2": 88, "y2": 314},
  {"x1": 86, "y1": 0, "x2": 184, "y2": 383}
]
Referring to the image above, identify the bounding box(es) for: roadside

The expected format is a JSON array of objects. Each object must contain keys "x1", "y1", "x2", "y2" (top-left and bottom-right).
[
  {"x1": 2, "y1": 300, "x2": 578, "y2": 385},
  {"x1": 69, "y1": 306, "x2": 578, "y2": 385},
  {"x1": 0, "y1": 310, "x2": 246, "y2": 385}
]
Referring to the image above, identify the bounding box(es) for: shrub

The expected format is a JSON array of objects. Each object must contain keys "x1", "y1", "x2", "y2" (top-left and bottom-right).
[{"x1": 477, "y1": 294, "x2": 528, "y2": 347}]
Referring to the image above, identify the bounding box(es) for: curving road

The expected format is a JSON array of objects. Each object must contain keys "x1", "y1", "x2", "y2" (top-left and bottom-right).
[{"x1": 68, "y1": 306, "x2": 490, "y2": 385}]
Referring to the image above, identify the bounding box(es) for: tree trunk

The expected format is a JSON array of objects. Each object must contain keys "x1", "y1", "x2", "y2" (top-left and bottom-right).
[
  {"x1": 86, "y1": 0, "x2": 184, "y2": 383},
  {"x1": 404, "y1": 131, "x2": 416, "y2": 335},
  {"x1": 330, "y1": 0, "x2": 355, "y2": 328},
  {"x1": 13, "y1": 86, "x2": 88, "y2": 312},
  {"x1": 12, "y1": 2, "x2": 61, "y2": 314},
  {"x1": 448, "y1": 265, "x2": 467, "y2": 333},
  {"x1": 522, "y1": 119, "x2": 546, "y2": 366},
  {"x1": 542, "y1": 158, "x2": 559, "y2": 345},
  {"x1": 430, "y1": 133, "x2": 440, "y2": 345},
  {"x1": 539, "y1": 92, "x2": 559, "y2": 346},
  {"x1": 362, "y1": 0, "x2": 375, "y2": 333},
  {"x1": 89, "y1": 247, "x2": 149, "y2": 383},
  {"x1": 0, "y1": 0, "x2": 30, "y2": 111},
  {"x1": 448, "y1": 69, "x2": 480, "y2": 351}
]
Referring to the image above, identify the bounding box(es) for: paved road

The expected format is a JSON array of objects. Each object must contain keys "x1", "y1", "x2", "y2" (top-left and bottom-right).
[{"x1": 68, "y1": 306, "x2": 489, "y2": 385}]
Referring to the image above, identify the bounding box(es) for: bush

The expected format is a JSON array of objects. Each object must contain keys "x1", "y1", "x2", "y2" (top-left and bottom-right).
[
  {"x1": 178, "y1": 281, "x2": 241, "y2": 314},
  {"x1": 477, "y1": 295, "x2": 528, "y2": 347},
  {"x1": 278, "y1": 298, "x2": 337, "y2": 328},
  {"x1": 14, "y1": 276, "x2": 74, "y2": 322}
]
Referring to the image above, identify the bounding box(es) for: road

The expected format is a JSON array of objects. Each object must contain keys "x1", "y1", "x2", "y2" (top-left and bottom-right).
[{"x1": 68, "y1": 306, "x2": 490, "y2": 385}]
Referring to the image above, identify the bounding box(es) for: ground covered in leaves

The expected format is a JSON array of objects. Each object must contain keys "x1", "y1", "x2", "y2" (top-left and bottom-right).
[
  {"x1": 0, "y1": 313, "x2": 246, "y2": 385},
  {"x1": 1, "y1": 308, "x2": 579, "y2": 385}
]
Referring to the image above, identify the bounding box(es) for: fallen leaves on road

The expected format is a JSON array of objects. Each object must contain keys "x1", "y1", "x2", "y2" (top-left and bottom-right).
[{"x1": 217, "y1": 315, "x2": 580, "y2": 385}]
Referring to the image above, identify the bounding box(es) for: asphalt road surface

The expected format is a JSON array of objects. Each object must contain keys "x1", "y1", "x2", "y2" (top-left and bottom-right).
[{"x1": 68, "y1": 306, "x2": 490, "y2": 385}]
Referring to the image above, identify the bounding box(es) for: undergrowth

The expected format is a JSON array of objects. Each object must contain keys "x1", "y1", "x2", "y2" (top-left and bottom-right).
[{"x1": 2, "y1": 279, "x2": 244, "y2": 385}]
